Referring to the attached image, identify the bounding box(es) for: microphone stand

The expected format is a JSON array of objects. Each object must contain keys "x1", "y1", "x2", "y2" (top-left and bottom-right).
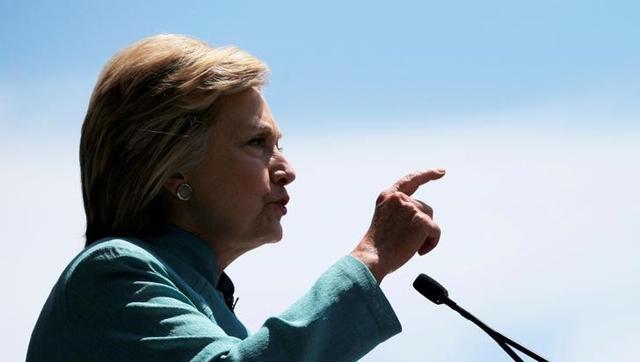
[
  {"x1": 443, "y1": 298, "x2": 547, "y2": 361},
  {"x1": 413, "y1": 273, "x2": 549, "y2": 361}
]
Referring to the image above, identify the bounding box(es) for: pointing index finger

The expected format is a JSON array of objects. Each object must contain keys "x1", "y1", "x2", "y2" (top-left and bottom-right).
[{"x1": 389, "y1": 168, "x2": 446, "y2": 196}]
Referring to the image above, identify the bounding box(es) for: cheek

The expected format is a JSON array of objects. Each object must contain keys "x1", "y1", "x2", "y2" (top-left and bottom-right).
[
  {"x1": 231, "y1": 159, "x2": 271, "y2": 195},
  {"x1": 217, "y1": 164, "x2": 271, "y2": 220},
  {"x1": 192, "y1": 152, "x2": 271, "y2": 220}
]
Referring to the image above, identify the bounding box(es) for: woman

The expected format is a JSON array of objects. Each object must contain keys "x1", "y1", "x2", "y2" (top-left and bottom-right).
[{"x1": 27, "y1": 34, "x2": 445, "y2": 361}]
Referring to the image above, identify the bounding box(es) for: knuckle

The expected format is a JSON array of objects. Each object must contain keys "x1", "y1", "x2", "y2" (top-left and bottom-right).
[
  {"x1": 376, "y1": 191, "x2": 393, "y2": 204},
  {"x1": 416, "y1": 213, "x2": 438, "y2": 232},
  {"x1": 389, "y1": 191, "x2": 405, "y2": 203},
  {"x1": 411, "y1": 212, "x2": 429, "y2": 226},
  {"x1": 408, "y1": 170, "x2": 421, "y2": 178},
  {"x1": 414, "y1": 199, "x2": 433, "y2": 214},
  {"x1": 424, "y1": 204, "x2": 434, "y2": 216},
  {"x1": 401, "y1": 173, "x2": 415, "y2": 183},
  {"x1": 432, "y1": 223, "x2": 442, "y2": 238}
]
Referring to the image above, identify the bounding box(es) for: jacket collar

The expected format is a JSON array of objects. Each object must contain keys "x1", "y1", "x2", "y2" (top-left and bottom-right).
[
  {"x1": 145, "y1": 224, "x2": 222, "y2": 287},
  {"x1": 144, "y1": 224, "x2": 238, "y2": 312}
]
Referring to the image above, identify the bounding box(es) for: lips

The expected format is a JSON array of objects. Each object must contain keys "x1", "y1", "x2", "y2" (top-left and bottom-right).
[{"x1": 269, "y1": 195, "x2": 289, "y2": 215}]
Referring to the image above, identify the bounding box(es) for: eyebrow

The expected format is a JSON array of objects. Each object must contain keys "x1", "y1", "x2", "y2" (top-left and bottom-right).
[{"x1": 253, "y1": 122, "x2": 282, "y2": 140}]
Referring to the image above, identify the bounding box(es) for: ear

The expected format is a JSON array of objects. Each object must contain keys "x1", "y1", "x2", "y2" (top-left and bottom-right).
[{"x1": 163, "y1": 173, "x2": 186, "y2": 195}]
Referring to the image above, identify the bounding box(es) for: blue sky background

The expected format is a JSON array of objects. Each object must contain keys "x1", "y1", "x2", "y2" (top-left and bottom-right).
[
  {"x1": 1, "y1": 1, "x2": 639, "y2": 361},
  {"x1": 2, "y1": 0, "x2": 639, "y2": 134}
]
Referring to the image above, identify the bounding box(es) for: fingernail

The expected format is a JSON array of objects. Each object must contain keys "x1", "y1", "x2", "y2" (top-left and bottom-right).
[{"x1": 436, "y1": 168, "x2": 446, "y2": 173}]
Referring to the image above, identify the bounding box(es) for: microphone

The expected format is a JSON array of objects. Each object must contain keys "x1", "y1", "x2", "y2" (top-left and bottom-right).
[
  {"x1": 413, "y1": 274, "x2": 549, "y2": 362},
  {"x1": 413, "y1": 273, "x2": 448, "y2": 304}
]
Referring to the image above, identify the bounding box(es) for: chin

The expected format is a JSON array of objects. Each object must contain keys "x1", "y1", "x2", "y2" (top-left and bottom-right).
[
  {"x1": 268, "y1": 227, "x2": 284, "y2": 243},
  {"x1": 254, "y1": 225, "x2": 283, "y2": 244}
]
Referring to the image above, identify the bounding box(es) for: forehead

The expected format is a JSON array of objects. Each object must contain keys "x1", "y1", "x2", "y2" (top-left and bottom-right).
[{"x1": 214, "y1": 88, "x2": 280, "y2": 138}]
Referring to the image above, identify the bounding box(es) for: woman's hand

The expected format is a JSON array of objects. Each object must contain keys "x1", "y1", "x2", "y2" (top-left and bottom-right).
[{"x1": 350, "y1": 169, "x2": 446, "y2": 283}]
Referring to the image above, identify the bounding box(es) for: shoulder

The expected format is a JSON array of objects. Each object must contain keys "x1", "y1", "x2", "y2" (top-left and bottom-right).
[
  {"x1": 61, "y1": 237, "x2": 170, "y2": 294},
  {"x1": 78, "y1": 237, "x2": 155, "y2": 261}
]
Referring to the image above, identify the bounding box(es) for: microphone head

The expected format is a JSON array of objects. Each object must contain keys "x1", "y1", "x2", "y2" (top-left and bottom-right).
[{"x1": 413, "y1": 273, "x2": 449, "y2": 304}]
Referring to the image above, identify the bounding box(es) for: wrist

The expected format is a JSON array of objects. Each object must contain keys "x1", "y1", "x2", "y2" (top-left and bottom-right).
[{"x1": 350, "y1": 246, "x2": 386, "y2": 284}]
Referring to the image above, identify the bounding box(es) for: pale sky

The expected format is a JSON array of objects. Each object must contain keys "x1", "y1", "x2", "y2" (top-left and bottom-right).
[
  {"x1": 2, "y1": 1, "x2": 639, "y2": 361},
  {"x1": 3, "y1": 122, "x2": 638, "y2": 361}
]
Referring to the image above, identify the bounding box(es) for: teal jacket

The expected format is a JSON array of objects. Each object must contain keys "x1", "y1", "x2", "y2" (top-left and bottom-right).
[{"x1": 27, "y1": 225, "x2": 402, "y2": 361}]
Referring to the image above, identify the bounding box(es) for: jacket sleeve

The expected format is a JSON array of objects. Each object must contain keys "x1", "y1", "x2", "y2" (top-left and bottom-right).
[{"x1": 64, "y1": 241, "x2": 402, "y2": 362}]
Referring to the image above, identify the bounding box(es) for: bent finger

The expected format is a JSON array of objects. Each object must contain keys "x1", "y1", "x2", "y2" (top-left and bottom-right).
[
  {"x1": 412, "y1": 199, "x2": 434, "y2": 218},
  {"x1": 418, "y1": 219, "x2": 441, "y2": 255}
]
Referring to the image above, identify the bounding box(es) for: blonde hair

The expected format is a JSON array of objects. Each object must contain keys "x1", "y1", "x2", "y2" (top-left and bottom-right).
[{"x1": 80, "y1": 34, "x2": 268, "y2": 245}]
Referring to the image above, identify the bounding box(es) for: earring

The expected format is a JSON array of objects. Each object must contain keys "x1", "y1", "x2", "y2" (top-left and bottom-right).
[{"x1": 176, "y1": 183, "x2": 193, "y2": 201}]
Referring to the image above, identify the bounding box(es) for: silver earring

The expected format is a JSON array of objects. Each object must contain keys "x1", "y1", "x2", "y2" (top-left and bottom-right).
[{"x1": 176, "y1": 183, "x2": 193, "y2": 201}]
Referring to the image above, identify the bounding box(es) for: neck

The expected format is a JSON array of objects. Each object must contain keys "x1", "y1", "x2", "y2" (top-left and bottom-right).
[
  {"x1": 199, "y1": 233, "x2": 258, "y2": 288},
  {"x1": 167, "y1": 218, "x2": 257, "y2": 285}
]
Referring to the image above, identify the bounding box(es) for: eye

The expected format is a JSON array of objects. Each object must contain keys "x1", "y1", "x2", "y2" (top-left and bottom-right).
[{"x1": 248, "y1": 137, "x2": 267, "y2": 148}]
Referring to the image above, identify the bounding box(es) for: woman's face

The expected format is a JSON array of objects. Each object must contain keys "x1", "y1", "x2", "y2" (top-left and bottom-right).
[{"x1": 186, "y1": 88, "x2": 296, "y2": 252}]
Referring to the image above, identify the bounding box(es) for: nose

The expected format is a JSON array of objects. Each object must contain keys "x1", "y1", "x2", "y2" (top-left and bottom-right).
[{"x1": 271, "y1": 153, "x2": 296, "y2": 187}]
